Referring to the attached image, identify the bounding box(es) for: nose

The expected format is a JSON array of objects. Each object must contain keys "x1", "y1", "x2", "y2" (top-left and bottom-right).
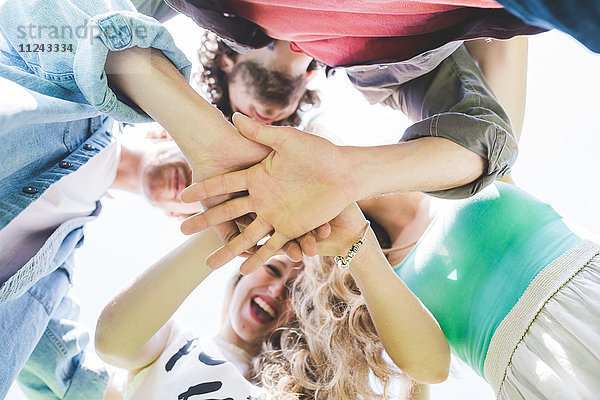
[
  {"x1": 253, "y1": 108, "x2": 277, "y2": 125},
  {"x1": 268, "y1": 279, "x2": 287, "y2": 300},
  {"x1": 253, "y1": 114, "x2": 275, "y2": 125}
]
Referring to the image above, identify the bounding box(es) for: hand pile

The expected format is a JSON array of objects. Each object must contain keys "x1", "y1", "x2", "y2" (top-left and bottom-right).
[{"x1": 180, "y1": 113, "x2": 358, "y2": 274}]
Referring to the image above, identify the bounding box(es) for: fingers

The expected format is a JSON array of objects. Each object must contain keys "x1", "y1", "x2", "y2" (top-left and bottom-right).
[
  {"x1": 181, "y1": 196, "x2": 253, "y2": 235},
  {"x1": 239, "y1": 232, "x2": 290, "y2": 275},
  {"x1": 283, "y1": 240, "x2": 303, "y2": 262},
  {"x1": 234, "y1": 214, "x2": 255, "y2": 230},
  {"x1": 213, "y1": 221, "x2": 241, "y2": 244},
  {"x1": 314, "y1": 222, "x2": 332, "y2": 238},
  {"x1": 232, "y1": 112, "x2": 286, "y2": 150},
  {"x1": 206, "y1": 218, "x2": 272, "y2": 269},
  {"x1": 297, "y1": 232, "x2": 317, "y2": 256},
  {"x1": 180, "y1": 171, "x2": 248, "y2": 203}
]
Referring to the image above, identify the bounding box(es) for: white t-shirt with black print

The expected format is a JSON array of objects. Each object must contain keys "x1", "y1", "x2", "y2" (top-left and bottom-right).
[{"x1": 125, "y1": 321, "x2": 267, "y2": 400}]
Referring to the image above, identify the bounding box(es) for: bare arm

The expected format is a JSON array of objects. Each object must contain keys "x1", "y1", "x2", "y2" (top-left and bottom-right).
[
  {"x1": 105, "y1": 47, "x2": 271, "y2": 245},
  {"x1": 351, "y1": 228, "x2": 450, "y2": 383},
  {"x1": 180, "y1": 114, "x2": 482, "y2": 273},
  {"x1": 349, "y1": 44, "x2": 518, "y2": 198},
  {"x1": 465, "y1": 37, "x2": 528, "y2": 140},
  {"x1": 346, "y1": 136, "x2": 484, "y2": 198},
  {"x1": 104, "y1": 47, "x2": 317, "y2": 256},
  {"x1": 316, "y1": 204, "x2": 451, "y2": 384},
  {"x1": 95, "y1": 229, "x2": 223, "y2": 370},
  {"x1": 105, "y1": 46, "x2": 270, "y2": 178}
]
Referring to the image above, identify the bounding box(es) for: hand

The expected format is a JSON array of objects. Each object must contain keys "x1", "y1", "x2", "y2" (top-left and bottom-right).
[
  {"x1": 104, "y1": 47, "x2": 271, "y2": 249},
  {"x1": 187, "y1": 122, "x2": 330, "y2": 260},
  {"x1": 185, "y1": 121, "x2": 269, "y2": 245},
  {"x1": 313, "y1": 203, "x2": 369, "y2": 257},
  {"x1": 104, "y1": 47, "x2": 328, "y2": 259},
  {"x1": 180, "y1": 113, "x2": 357, "y2": 274}
]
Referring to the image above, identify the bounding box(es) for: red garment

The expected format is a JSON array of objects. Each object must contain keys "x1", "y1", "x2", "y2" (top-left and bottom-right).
[{"x1": 223, "y1": 0, "x2": 543, "y2": 66}]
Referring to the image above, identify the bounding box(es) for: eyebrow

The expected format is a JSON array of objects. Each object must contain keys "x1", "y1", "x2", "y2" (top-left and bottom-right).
[{"x1": 270, "y1": 259, "x2": 288, "y2": 270}]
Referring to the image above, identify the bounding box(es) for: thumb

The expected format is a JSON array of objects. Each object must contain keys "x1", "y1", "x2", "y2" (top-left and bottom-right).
[{"x1": 232, "y1": 112, "x2": 286, "y2": 150}]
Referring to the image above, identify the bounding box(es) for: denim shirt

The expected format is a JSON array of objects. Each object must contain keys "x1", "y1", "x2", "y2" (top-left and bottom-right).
[{"x1": 0, "y1": 0, "x2": 191, "y2": 301}]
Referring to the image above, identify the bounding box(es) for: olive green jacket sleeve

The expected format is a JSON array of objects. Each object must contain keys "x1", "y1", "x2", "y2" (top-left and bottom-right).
[{"x1": 347, "y1": 44, "x2": 518, "y2": 199}]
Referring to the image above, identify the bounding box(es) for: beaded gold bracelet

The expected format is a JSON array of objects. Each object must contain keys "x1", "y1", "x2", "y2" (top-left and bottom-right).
[{"x1": 334, "y1": 221, "x2": 371, "y2": 270}]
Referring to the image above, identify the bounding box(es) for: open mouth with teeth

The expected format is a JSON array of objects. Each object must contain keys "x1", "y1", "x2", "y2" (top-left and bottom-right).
[{"x1": 249, "y1": 295, "x2": 278, "y2": 324}]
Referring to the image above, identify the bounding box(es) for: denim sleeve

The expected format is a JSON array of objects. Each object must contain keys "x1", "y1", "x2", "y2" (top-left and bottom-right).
[
  {"x1": 17, "y1": 288, "x2": 108, "y2": 400},
  {"x1": 0, "y1": 0, "x2": 191, "y2": 124},
  {"x1": 73, "y1": 10, "x2": 191, "y2": 122},
  {"x1": 0, "y1": 260, "x2": 107, "y2": 400},
  {"x1": 350, "y1": 45, "x2": 518, "y2": 199}
]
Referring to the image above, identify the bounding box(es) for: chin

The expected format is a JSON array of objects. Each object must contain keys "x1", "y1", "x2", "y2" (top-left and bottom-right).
[{"x1": 236, "y1": 323, "x2": 272, "y2": 347}]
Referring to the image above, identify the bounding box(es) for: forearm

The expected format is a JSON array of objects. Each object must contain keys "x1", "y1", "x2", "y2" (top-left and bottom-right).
[
  {"x1": 95, "y1": 229, "x2": 223, "y2": 368},
  {"x1": 105, "y1": 47, "x2": 269, "y2": 177},
  {"x1": 391, "y1": 44, "x2": 517, "y2": 198},
  {"x1": 349, "y1": 232, "x2": 450, "y2": 383},
  {"x1": 344, "y1": 137, "x2": 485, "y2": 200}
]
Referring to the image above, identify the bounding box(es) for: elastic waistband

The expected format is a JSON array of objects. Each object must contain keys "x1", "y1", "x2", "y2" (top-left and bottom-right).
[{"x1": 483, "y1": 240, "x2": 600, "y2": 395}]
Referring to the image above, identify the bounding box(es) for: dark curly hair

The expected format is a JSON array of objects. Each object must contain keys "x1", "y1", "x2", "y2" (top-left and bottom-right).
[{"x1": 194, "y1": 31, "x2": 320, "y2": 127}]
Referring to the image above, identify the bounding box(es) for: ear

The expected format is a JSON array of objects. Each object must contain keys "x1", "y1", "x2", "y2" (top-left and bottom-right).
[
  {"x1": 306, "y1": 69, "x2": 317, "y2": 82},
  {"x1": 146, "y1": 127, "x2": 172, "y2": 141},
  {"x1": 218, "y1": 54, "x2": 236, "y2": 74}
]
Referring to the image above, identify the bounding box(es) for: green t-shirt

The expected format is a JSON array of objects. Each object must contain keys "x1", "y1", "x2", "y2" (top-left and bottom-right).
[{"x1": 394, "y1": 182, "x2": 582, "y2": 377}]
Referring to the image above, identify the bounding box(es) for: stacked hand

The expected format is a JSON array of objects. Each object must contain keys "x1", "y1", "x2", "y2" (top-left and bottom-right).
[
  {"x1": 312, "y1": 202, "x2": 371, "y2": 258},
  {"x1": 176, "y1": 112, "x2": 332, "y2": 263},
  {"x1": 184, "y1": 119, "x2": 270, "y2": 246},
  {"x1": 181, "y1": 113, "x2": 358, "y2": 274}
]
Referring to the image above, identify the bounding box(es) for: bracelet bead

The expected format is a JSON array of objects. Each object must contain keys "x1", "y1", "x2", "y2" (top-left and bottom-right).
[{"x1": 334, "y1": 221, "x2": 370, "y2": 270}]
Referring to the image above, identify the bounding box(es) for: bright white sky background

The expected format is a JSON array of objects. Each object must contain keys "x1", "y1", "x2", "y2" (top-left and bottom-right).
[{"x1": 8, "y1": 13, "x2": 600, "y2": 400}]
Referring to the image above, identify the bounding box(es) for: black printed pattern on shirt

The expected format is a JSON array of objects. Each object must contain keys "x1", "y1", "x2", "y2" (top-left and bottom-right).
[
  {"x1": 165, "y1": 337, "x2": 263, "y2": 400},
  {"x1": 165, "y1": 338, "x2": 198, "y2": 372},
  {"x1": 178, "y1": 381, "x2": 231, "y2": 400},
  {"x1": 199, "y1": 351, "x2": 226, "y2": 366}
]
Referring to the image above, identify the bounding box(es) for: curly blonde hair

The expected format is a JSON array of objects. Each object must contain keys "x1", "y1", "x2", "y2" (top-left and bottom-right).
[{"x1": 251, "y1": 256, "x2": 411, "y2": 399}]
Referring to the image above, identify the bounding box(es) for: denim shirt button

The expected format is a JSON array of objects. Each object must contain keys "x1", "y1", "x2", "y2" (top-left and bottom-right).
[
  {"x1": 83, "y1": 144, "x2": 96, "y2": 151},
  {"x1": 22, "y1": 186, "x2": 39, "y2": 195},
  {"x1": 58, "y1": 161, "x2": 73, "y2": 169}
]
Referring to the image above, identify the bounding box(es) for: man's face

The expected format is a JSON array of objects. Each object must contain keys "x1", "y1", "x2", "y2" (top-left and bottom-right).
[
  {"x1": 227, "y1": 61, "x2": 307, "y2": 125},
  {"x1": 140, "y1": 142, "x2": 203, "y2": 217},
  {"x1": 226, "y1": 49, "x2": 306, "y2": 124}
]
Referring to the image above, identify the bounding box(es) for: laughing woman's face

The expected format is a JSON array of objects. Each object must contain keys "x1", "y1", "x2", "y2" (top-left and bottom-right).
[{"x1": 223, "y1": 255, "x2": 302, "y2": 352}]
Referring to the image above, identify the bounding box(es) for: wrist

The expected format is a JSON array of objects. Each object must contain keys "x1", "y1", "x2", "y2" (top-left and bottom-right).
[
  {"x1": 348, "y1": 228, "x2": 385, "y2": 275},
  {"x1": 190, "y1": 121, "x2": 271, "y2": 181},
  {"x1": 218, "y1": 130, "x2": 271, "y2": 173},
  {"x1": 343, "y1": 145, "x2": 393, "y2": 201},
  {"x1": 333, "y1": 221, "x2": 371, "y2": 269},
  {"x1": 337, "y1": 145, "x2": 366, "y2": 203}
]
